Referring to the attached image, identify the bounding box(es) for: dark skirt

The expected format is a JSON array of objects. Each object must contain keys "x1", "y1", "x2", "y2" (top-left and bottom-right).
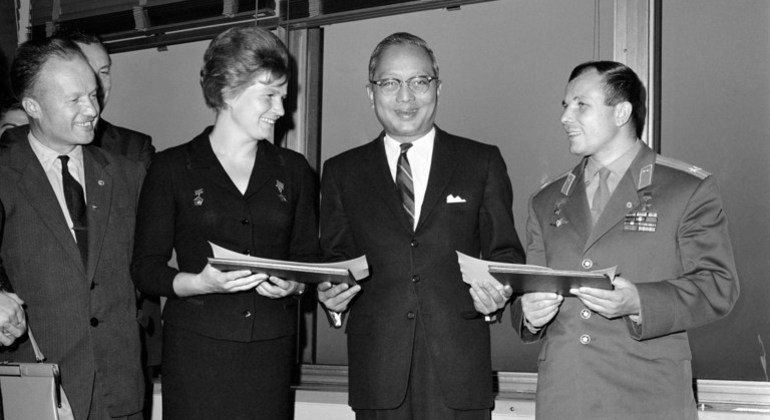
[{"x1": 161, "y1": 324, "x2": 295, "y2": 420}]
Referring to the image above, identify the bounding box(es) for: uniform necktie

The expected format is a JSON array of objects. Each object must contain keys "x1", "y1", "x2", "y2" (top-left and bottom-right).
[
  {"x1": 396, "y1": 143, "x2": 415, "y2": 229},
  {"x1": 591, "y1": 167, "x2": 611, "y2": 225},
  {"x1": 59, "y1": 155, "x2": 88, "y2": 266}
]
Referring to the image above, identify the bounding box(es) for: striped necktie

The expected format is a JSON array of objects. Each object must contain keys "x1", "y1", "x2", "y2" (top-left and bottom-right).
[{"x1": 396, "y1": 142, "x2": 415, "y2": 229}]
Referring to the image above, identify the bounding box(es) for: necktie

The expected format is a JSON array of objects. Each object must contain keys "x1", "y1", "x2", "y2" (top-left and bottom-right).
[
  {"x1": 59, "y1": 156, "x2": 88, "y2": 266},
  {"x1": 396, "y1": 143, "x2": 415, "y2": 229},
  {"x1": 591, "y1": 167, "x2": 611, "y2": 225}
]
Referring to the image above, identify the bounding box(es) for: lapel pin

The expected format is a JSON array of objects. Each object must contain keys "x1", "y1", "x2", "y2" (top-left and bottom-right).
[
  {"x1": 193, "y1": 189, "x2": 204, "y2": 206},
  {"x1": 97, "y1": 180, "x2": 105, "y2": 186}
]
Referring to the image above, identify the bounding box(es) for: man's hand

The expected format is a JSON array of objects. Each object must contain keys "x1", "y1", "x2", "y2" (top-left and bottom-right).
[
  {"x1": 521, "y1": 292, "x2": 563, "y2": 332},
  {"x1": 570, "y1": 276, "x2": 640, "y2": 320},
  {"x1": 469, "y1": 281, "x2": 513, "y2": 315},
  {"x1": 0, "y1": 292, "x2": 26, "y2": 346},
  {"x1": 317, "y1": 282, "x2": 361, "y2": 312}
]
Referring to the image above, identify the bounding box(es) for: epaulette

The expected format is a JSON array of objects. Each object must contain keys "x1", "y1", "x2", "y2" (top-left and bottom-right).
[
  {"x1": 537, "y1": 169, "x2": 573, "y2": 191},
  {"x1": 656, "y1": 155, "x2": 710, "y2": 180}
]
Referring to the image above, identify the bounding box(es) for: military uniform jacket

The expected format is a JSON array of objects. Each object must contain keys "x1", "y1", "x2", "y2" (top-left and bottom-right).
[
  {"x1": 131, "y1": 127, "x2": 320, "y2": 342},
  {"x1": 0, "y1": 127, "x2": 145, "y2": 419},
  {"x1": 511, "y1": 144, "x2": 739, "y2": 420},
  {"x1": 320, "y1": 127, "x2": 524, "y2": 410}
]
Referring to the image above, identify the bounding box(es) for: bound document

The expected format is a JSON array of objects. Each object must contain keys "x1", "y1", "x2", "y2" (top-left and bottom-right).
[
  {"x1": 208, "y1": 242, "x2": 369, "y2": 286},
  {"x1": 457, "y1": 251, "x2": 615, "y2": 294}
]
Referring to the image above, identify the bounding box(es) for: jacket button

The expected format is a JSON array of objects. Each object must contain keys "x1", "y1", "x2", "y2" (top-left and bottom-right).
[
  {"x1": 241, "y1": 218, "x2": 250, "y2": 225},
  {"x1": 244, "y1": 249, "x2": 250, "y2": 255},
  {"x1": 410, "y1": 239, "x2": 419, "y2": 247},
  {"x1": 90, "y1": 282, "x2": 96, "y2": 290},
  {"x1": 407, "y1": 311, "x2": 416, "y2": 319},
  {"x1": 412, "y1": 275, "x2": 420, "y2": 283},
  {"x1": 580, "y1": 309, "x2": 591, "y2": 319},
  {"x1": 90, "y1": 317, "x2": 99, "y2": 327},
  {"x1": 579, "y1": 334, "x2": 591, "y2": 345},
  {"x1": 242, "y1": 310, "x2": 252, "y2": 318},
  {"x1": 581, "y1": 259, "x2": 593, "y2": 269}
]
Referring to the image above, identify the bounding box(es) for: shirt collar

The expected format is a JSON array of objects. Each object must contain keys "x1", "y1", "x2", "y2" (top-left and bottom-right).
[
  {"x1": 28, "y1": 131, "x2": 85, "y2": 172},
  {"x1": 383, "y1": 127, "x2": 436, "y2": 155},
  {"x1": 584, "y1": 140, "x2": 642, "y2": 182}
]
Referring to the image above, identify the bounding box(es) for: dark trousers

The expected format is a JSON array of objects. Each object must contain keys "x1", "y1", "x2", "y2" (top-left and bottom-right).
[
  {"x1": 161, "y1": 325, "x2": 295, "y2": 420},
  {"x1": 355, "y1": 321, "x2": 490, "y2": 420}
]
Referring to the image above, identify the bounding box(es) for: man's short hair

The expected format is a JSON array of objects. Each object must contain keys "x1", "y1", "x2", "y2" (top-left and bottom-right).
[
  {"x1": 200, "y1": 26, "x2": 289, "y2": 111},
  {"x1": 10, "y1": 37, "x2": 86, "y2": 101},
  {"x1": 368, "y1": 32, "x2": 439, "y2": 81},
  {"x1": 569, "y1": 60, "x2": 647, "y2": 138}
]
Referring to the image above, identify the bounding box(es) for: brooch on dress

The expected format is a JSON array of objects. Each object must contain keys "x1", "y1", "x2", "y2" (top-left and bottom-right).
[
  {"x1": 276, "y1": 180, "x2": 287, "y2": 203},
  {"x1": 193, "y1": 188, "x2": 204, "y2": 206}
]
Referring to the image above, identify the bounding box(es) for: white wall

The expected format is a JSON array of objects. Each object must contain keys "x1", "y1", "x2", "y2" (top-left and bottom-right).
[{"x1": 104, "y1": 40, "x2": 213, "y2": 151}]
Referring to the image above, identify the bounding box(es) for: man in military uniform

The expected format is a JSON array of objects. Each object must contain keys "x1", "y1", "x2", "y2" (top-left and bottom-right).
[{"x1": 510, "y1": 61, "x2": 739, "y2": 419}]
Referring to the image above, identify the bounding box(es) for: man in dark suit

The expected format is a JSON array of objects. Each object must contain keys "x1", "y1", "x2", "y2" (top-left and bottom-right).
[
  {"x1": 318, "y1": 32, "x2": 524, "y2": 419},
  {"x1": 0, "y1": 37, "x2": 144, "y2": 419},
  {"x1": 511, "y1": 61, "x2": 739, "y2": 419},
  {"x1": 56, "y1": 30, "x2": 160, "y2": 397}
]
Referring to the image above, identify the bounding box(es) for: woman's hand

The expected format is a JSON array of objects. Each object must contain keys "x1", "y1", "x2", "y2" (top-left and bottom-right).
[
  {"x1": 173, "y1": 264, "x2": 268, "y2": 297},
  {"x1": 256, "y1": 277, "x2": 306, "y2": 299}
]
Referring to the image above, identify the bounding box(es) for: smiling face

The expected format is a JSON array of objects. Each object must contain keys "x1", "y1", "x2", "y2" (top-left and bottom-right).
[
  {"x1": 24, "y1": 56, "x2": 100, "y2": 154},
  {"x1": 367, "y1": 44, "x2": 441, "y2": 143},
  {"x1": 76, "y1": 41, "x2": 111, "y2": 109},
  {"x1": 560, "y1": 68, "x2": 631, "y2": 161},
  {"x1": 223, "y1": 73, "x2": 287, "y2": 141}
]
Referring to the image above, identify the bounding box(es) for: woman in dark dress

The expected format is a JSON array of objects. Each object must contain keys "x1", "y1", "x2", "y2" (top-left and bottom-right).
[{"x1": 131, "y1": 26, "x2": 319, "y2": 420}]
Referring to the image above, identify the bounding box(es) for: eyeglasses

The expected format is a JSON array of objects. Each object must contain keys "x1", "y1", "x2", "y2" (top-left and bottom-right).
[{"x1": 369, "y1": 76, "x2": 439, "y2": 94}]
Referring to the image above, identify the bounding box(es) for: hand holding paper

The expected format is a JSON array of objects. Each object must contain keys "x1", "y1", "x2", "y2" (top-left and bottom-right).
[
  {"x1": 570, "y1": 275, "x2": 641, "y2": 320},
  {"x1": 208, "y1": 242, "x2": 369, "y2": 286}
]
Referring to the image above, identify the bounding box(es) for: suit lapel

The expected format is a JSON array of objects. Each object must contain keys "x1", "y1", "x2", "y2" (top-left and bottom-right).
[
  {"x1": 361, "y1": 135, "x2": 414, "y2": 232},
  {"x1": 559, "y1": 162, "x2": 592, "y2": 245},
  {"x1": 83, "y1": 147, "x2": 111, "y2": 281},
  {"x1": 416, "y1": 129, "x2": 458, "y2": 231},
  {"x1": 9, "y1": 137, "x2": 85, "y2": 276},
  {"x1": 584, "y1": 145, "x2": 656, "y2": 251},
  {"x1": 244, "y1": 140, "x2": 282, "y2": 200}
]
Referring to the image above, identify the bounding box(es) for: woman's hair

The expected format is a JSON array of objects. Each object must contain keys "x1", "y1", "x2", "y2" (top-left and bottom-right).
[{"x1": 200, "y1": 26, "x2": 289, "y2": 110}]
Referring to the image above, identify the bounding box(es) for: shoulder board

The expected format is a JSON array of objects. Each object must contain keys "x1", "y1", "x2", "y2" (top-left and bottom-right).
[
  {"x1": 537, "y1": 169, "x2": 573, "y2": 191},
  {"x1": 656, "y1": 155, "x2": 710, "y2": 180}
]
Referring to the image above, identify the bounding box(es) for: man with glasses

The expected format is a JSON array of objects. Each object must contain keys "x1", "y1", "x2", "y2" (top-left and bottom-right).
[{"x1": 318, "y1": 32, "x2": 524, "y2": 420}]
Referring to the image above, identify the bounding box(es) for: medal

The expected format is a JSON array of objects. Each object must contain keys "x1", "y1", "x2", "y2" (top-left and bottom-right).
[{"x1": 624, "y1": 192, "x2": 657, "y2": 232}]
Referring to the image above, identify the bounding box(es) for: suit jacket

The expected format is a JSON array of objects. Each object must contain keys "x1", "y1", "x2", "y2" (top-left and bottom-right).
[
  {"x1": 131, "y1": 127, "x2": 319, "y2": 342},
  {"x1": 511, "y1": 144, "x2": 739, "y2": 420},
  {"x1": 320, "y1": 127, "x2": 524, "y2": 410},
  {"x1": 0, "y1": 127, "x2": 145, "y2": 419},
  {"x1": 93, "y1": 119, "x2": 154, "y2": 170}
]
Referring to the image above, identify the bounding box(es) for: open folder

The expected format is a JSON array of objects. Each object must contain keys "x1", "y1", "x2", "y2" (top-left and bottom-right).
[
  {"x1": 208, "y1": 242, "x2": 369, "y2": 286},
  {"x1": 457, "y1": 251, "x2": 615, "y2": 294}
]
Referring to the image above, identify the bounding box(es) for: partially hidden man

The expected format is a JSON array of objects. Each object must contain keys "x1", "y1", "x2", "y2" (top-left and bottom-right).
[
  {"x1": 318, "y1": 32, "x2": 524, "y2": 420},
  {"x1": 512, "y1": 61, "x2": 739, "y2": 420},
  {"x1": 0, "y1": 37, "x2": 145, "y2": 419}
]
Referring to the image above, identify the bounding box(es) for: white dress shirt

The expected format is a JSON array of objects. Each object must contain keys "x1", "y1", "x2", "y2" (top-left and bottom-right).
[
  {"x1": 383, "y1": 128, "x2": 435, "y2": 230},
  {"x1": 28, "y1": 133, "x2": 87, "y2": 242}
]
